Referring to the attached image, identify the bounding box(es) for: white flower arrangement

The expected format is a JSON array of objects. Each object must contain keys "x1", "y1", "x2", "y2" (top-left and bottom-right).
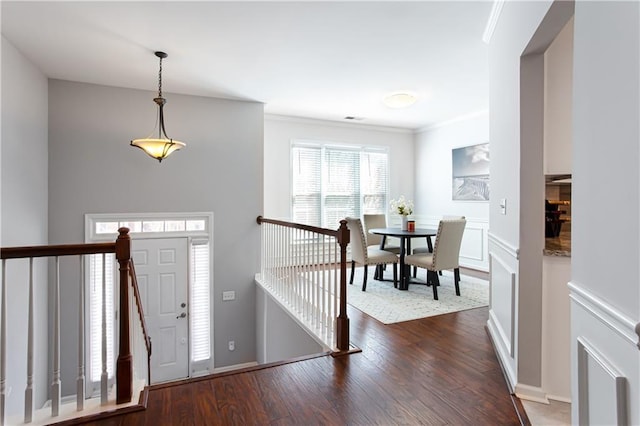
[{"x1": 390, "y1": 195, "x2": 413, "y2": 216}]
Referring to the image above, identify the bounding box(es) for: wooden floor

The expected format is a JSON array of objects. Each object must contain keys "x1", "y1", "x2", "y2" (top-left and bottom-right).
[{"x1": 83, "y1": 306, "x2": 524, "y2": 425}]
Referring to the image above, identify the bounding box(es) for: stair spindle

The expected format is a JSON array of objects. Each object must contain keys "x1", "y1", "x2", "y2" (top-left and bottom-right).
[
  {"x1": 24, "y1": 258, "x2": 34, "y2": 423},
  {"x1": 100, "y1": 254, "x2": 108, "y2": 405},
  {"x1": 52, "y1": 257, "x2": 61, "y2": 416},
  {"x1": 77, "y1": 255, "x2": 85, "y2": 411},
  {"x1": 1, "y1": 259, "x2": 7, "y2": 426}
]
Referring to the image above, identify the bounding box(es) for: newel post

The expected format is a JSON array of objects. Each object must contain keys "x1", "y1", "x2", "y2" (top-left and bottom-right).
[
  {"x1": 115, "y1": 228, "x2": 132, "y2": 404},
  {"x1": 336, "y1": 220, "x2": 350, "y2": 351}
]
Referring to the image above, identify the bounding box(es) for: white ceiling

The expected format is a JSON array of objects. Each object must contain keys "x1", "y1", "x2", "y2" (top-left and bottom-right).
[{"x1": 1, "y1": 1, "x2": 491, "y2": 130}]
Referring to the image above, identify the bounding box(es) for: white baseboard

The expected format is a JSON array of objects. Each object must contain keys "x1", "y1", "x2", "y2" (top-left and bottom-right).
[
  {"x1": 515, "y1": 383, "x2": 549, "y2": 404},
  {"x1": 547, "y1": 394, "x2": 572, "y2": 404},
  {"x1": 213, "y1": 361, "x2": 259, "y2": 374},
  {"x1": 486, "y1": 316, "x2": 516, "y2": 391}
]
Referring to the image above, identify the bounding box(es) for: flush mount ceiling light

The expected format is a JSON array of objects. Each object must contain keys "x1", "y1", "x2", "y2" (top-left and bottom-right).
[
  {"x1": 131, "y1": 51, "x2": 185, "y2": 162},
  {"x1": 383, "y1": 92, "x2": 418, "y2": 109}
]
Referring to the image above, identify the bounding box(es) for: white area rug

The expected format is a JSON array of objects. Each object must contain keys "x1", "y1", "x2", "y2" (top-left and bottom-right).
[{"x1": 346, "y1": 268, "x2": 489, "y2": 324}]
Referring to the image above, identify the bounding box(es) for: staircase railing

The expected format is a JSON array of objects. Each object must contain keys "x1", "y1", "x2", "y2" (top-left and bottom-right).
[
  {"x1": 0, "y1": 228, "x2": 150, "y2": 425},
  {"x1": 256, "y1": 216, "x2": 350, "y2": 352}
]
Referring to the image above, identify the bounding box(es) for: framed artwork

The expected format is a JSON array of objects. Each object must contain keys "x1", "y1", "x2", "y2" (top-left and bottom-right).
[{"x1": 452, "y1": 142, "x2": 490, "y2": 201}]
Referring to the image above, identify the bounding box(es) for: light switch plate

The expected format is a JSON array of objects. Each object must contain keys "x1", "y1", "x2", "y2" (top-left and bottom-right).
[
  {"x1": 222, "y1": 291, "x2": 235, "y2": 301},
  {"x1": 500, "y1": 198, "x2": 507, "y2": 215}
]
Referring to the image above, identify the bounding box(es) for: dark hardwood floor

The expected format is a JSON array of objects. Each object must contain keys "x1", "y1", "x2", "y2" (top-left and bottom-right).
[{"x1": 83, "y1": 306, "x2": 524, "y2": 425}]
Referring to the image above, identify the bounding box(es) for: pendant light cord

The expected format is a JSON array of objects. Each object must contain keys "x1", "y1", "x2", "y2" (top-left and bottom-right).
[{"x1": 158, "y1": 56, "x2": 163, "y2": 98}]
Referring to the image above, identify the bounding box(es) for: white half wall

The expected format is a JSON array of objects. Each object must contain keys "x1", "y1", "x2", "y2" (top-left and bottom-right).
[
  {"x1": 255, "y1": 283, "x2": 326, "y2": 364},
  {"x1": 264, "y1": 115, "x2": 414, "y2": 220},
  {"x1": 1, "y1": 36, "x2": 49, "y2": 416},
  {"x1": 48, "y1": 80, "x2": 264, "y2": 395},
  {"x1": 542, "y1": 256, "x2": 571, "y2": 401}
]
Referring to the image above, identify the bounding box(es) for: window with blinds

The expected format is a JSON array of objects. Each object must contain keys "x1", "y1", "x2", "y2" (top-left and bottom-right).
[
  {"x1": 190, "y1": 241, "x2": 211, "y2": 362},
  {"x1": 89, "y1": 254, "x2": 115, "y2": 385},
  {"x1": 292, "y1": 142, "x2": 389, "y2": 228}
]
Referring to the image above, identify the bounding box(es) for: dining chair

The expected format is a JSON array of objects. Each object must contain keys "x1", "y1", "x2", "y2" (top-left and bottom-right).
[
  {"x1": 362, "y1": 214, "x2": 400, "y2": 253},
  {"x1": 346, "y1": 217, "x2": 398, "y2": 291},
  {"x1": 412, "y1": 215, "x2": 465, "y2": 277},
  {"x1": 405, "y1": 218, "x2": 466, "y2": 300}
]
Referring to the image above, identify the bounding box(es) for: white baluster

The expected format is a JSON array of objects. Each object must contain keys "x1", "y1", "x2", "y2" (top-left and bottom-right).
[
  {"x1": 100, "y1": 254, "x2": 108, "y2": 405},
  {"x1": 77, "y1": 256, "x2": 85, "y2": 411},
  {"x1": 24, "y1": 258, "x2": 34, "y2": 423},
  {"x1": 1, "y1": 259, "x2": 7, "y2": 426},
  {"x1": 52, "y1": 257, "x2": 61, "y2": 417}
]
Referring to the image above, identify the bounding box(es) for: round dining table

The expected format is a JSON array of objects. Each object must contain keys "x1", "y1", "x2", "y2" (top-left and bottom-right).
[{"x1": 368, "y1": 227, "x2": 437, "y2": 290}]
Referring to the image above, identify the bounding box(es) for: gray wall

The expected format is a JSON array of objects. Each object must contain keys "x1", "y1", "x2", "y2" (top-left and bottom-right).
[
  {"x1": 1, "y1": 36, "x2": 49, "y2": 415},
  {"x1": 48, "y1": 80, "x2": 263, "y2": 394}
]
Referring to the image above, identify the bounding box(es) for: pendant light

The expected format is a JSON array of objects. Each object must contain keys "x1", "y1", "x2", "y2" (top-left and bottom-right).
[{"x1": 131, "y1": 51, "x2": 185, "y2": 162}]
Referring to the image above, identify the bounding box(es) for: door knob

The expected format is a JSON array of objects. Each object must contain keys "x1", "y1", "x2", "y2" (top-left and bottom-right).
[{"x1": 176, "y1": 312, "x2": 186, "y2": 319}]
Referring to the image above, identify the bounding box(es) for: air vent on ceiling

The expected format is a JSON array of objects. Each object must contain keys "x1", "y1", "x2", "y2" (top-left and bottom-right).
[{"x1": 344, "y1": 116, "x2": 364, "y2": 121}]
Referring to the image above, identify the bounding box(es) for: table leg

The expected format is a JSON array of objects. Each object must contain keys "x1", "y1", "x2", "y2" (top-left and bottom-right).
[{"x1": 399, "y1": 237, "x2": 408, "y2": 290}]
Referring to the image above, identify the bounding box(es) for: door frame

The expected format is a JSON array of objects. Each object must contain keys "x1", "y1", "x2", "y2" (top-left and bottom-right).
[{"x1": 84, "y1": 212, "x2": 214, "y2": 389}]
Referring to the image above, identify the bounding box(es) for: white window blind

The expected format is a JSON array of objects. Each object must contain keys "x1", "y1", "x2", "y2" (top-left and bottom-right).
[
  {"x1": 190, "y1": 241, "x2": 211, "y2": 362},
  {"x1": 89, "y1": 253, "x2": 115, "y2": 382},
  {"x1": 292, "y1": 143, "x2": 389, "y2": 228}
]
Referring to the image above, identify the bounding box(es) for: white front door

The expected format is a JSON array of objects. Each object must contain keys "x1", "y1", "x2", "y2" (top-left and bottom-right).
[{"x1": 132, "y1": 238, "x2": 189, "y2": 384}]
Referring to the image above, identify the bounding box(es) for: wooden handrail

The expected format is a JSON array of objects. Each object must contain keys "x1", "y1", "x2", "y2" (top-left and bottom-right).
[
  {"x1": 257, "y1": 216, "x2": 343, "y2": 239},
  {"x1": 128, "y1": 260, "x2": 152, "y2": 384},
  {"x1": 256, "y1": 216, "x2": 351, "y2": 351},
  {"x1": 1, "y1": 242, "x2": 116, "y2": 259}
]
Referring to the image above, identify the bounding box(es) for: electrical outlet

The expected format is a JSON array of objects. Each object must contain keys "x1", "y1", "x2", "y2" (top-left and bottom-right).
[
  {"x1": 222, "y1": 291, "x2": 235, "y2": 301},
  {"x1": 228, "y1": 340, "x2": 235, "y2": 351}
]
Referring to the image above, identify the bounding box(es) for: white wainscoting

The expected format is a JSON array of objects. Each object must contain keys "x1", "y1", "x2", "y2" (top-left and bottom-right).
[
  {"x1": 486, "y1": 234, "x2": 518, "y2": 391},
  {"x1": 410, "y1": 215, "x2": 489, "y2": 272},
  {"x1": 570, "y1": 281, "x2": 639, "y2": 425}
]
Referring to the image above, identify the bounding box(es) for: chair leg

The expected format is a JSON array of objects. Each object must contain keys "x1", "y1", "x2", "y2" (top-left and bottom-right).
[
  {"x1": 362, "y1": 266, "x2": 368, "y2": 291},
  {"x1": 393, "y1": 263, "x2": 398, "y2": 288},
  {"x1": 413, "y1": 265, "x2": 417, "y2": 278},
  {"x1": 350, "y1": 260, "x2": 355, "y2": 284},
  {"x1": 427, "y1": 270, "x2": 439, "y2": 300},
  {"x1": 454, "y1": 268, "x2": 461, "y2": 296}
]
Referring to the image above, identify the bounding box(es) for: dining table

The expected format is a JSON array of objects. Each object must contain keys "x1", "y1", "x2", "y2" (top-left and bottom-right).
[{"x1": 368, "y1": 227, "x2": 437, "y2": 290}]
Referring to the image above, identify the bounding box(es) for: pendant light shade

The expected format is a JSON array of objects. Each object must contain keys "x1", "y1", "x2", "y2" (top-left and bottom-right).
[{"x1": 131, "y1": 51, "x2": 185, "y2": 162}]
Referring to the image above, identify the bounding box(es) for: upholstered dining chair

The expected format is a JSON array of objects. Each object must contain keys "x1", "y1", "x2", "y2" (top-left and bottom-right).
[
  {"x1": 412, "y1": 215, "x2": 465, "y2": 277},
  {"x1": 405, "y1": 218, "x2": 466, "y2": 300},
  {"x1": 362, "y1": 214, "x2": 401, "y2": 253},
  {"x1": 346, "y1": 217, "x2": 398, "y2": 291}
]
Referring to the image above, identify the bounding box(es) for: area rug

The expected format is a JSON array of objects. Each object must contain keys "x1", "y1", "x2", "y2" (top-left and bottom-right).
[{"x1": 346, "y1": 268, "x2": 489, "y2": 324}]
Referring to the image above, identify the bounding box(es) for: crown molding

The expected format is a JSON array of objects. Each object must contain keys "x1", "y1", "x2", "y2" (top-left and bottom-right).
[
  {"x1": 416, "y1": 109, "x2": 489, "y2": 134},
  {"x1": 483, "y1": 0, "x2": 505, "y2": 44},
  {"x1": 264, "y1": 114, "x2": 413, "y2": 134}
]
